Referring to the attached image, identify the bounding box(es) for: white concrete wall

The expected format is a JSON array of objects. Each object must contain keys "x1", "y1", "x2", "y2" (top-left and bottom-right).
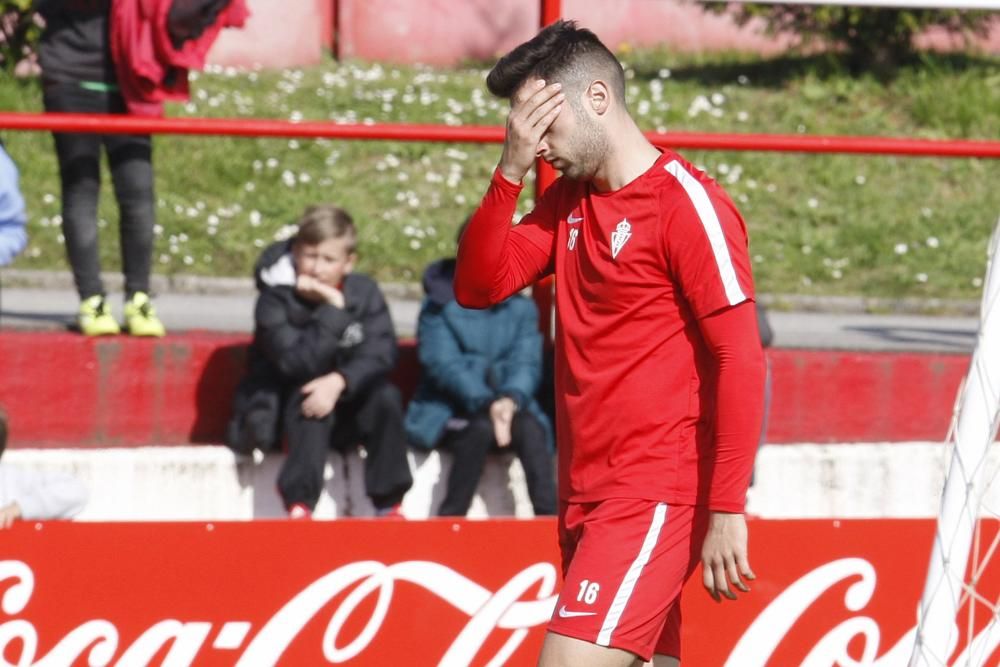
[
  {"x1": 4, "y1": 447, "x2": 535, "y2": 521},
  {"x1": 6, "y1": 442, "x2": 999, "y2": 521},
  {"x1": 747, "y1": 442, "x2": 1000, "y2": 518}
]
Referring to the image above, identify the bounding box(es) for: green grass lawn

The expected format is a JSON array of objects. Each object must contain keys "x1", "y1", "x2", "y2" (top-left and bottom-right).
[{"x1": 2, "y1": 49, "x2": 999, "y2": 299}]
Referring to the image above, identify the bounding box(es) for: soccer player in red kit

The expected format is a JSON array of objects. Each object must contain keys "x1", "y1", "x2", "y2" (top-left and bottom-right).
[{"x1": 454, "y1": 21, "x2": 767, "y2": 667}]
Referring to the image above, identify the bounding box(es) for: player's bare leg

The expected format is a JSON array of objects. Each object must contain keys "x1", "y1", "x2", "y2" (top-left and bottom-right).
[
  {"x1": 538, "y1": 632, "x2": 646, "y2": 667},
  {"x1": 647, "y1": 655, "x2": 679, "y2": 667}
]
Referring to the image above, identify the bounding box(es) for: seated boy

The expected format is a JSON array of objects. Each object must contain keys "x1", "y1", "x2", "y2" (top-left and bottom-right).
[
  {"x1": 227, "y1": 204, "x2": 412, "y2": 518},
  {"x1": 405, "y1": 222, "x2": 556, "y2": 517}
]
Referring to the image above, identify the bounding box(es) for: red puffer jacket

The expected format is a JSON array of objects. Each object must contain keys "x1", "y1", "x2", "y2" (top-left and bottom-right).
[{"x1": 110, "y1": 0, "x2": 249, "y2": 116}]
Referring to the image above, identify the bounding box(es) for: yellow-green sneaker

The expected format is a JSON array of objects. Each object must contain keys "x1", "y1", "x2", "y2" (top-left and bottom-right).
[
  {"x1": 123, "y1": 292, "x2": 166, "y2": 337},
  {"x1": 78, "y1": 295, "x2": 121, "y2": 336}
]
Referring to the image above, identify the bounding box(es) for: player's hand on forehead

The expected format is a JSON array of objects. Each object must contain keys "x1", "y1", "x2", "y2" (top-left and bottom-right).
[
  {"x1": 510, "y1": 78, "x2": 564, "y2": 137},
  {"x1": 498, "y1": 77, "x2": 564, "y2": 183},
  {"x1": 512, "y1": 77, "x2": 563, "y2": 109}
]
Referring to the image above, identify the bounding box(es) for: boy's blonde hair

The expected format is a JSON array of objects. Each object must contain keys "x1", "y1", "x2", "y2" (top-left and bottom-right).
[{"x1": 294, "y1": 204, "x2": 357, "y2": 252}]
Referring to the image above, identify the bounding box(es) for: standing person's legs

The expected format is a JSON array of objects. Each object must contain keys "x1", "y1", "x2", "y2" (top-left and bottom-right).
[
  {"x1": 105, "y1": 130, "x2": 155, "y2": 299},
  {"x1": 436, "y1": 414, "x2": 494, "y2": 516},
  {"x1": 508, "y1": 411, "x2": 556, "y2": 516},
  {"x1": 332, "y1": 382, "x2": 412, "y2": 511},
  {"x1": 278, "y1": 387, "x2": 335, "y2": 512},
  {"x1": 43, "y1": 84, "x2": 105, "y2": 301},
  {"x1": 102, "y1": 91, "x2": 164, "y2": 337}
]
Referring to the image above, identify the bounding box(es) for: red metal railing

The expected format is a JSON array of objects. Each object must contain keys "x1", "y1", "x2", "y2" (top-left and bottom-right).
[{"x1": 3, "y1": 112, "x2": 999, "y2": 159}]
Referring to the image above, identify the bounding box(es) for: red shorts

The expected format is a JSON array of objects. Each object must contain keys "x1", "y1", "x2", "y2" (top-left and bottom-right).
[{"x1": 548, "y1": 499, "x2": 708, "y2": 662}]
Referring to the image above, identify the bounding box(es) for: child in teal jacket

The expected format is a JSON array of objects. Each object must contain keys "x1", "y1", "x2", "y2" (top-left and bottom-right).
[{"x1": 405, "y1": 256, "x2": 555, "y2": 516}]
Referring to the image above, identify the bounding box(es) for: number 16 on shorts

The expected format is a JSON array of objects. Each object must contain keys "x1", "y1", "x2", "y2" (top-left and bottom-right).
[
  {"x1": 555, "y1": 579, "x2": 602, "y2": 620},
  {"x1": 579, "y1": 580, "x2": 600, "y2": 605}
]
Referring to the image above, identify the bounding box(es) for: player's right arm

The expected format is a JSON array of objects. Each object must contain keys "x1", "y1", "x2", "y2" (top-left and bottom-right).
[{"x1": 455, "y1": 81, "x2": 564, "y2": 308}]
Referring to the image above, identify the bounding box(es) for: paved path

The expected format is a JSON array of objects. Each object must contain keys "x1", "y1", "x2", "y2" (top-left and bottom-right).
[
  {"x1": 766, "y1": 310, "x2": 978, "y2": 353},
  {"x1": 0, "y1": 272, "x2": 981, "y2": 352}
]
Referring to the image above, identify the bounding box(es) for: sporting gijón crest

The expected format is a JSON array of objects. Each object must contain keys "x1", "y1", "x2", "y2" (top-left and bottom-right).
[{"x1": 610, "y1": 219, "x2": 632, "y2": 259}]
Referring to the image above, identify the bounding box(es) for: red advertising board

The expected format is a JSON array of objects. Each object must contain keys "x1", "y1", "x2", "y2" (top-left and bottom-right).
[{"x1": 2, "y1": 519, "x2": 998, "y2": 666}]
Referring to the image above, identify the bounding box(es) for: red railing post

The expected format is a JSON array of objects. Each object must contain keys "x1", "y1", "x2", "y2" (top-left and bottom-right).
[
  {"x1": 532, "y1": 161, "x2": 558, "y2": 340},
  {"x1": 331, "y1": 0, "x2": 340, "y2": 60},
  {"x1": 540, "y1": 0, "x2": 562, "y2": 27},
  {"x1": 533, "y1": 0, "x2": 562, "y2": 339}
]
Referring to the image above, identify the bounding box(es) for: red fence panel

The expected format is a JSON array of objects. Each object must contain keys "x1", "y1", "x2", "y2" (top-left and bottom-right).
[{"x1": 0, "y1": 331, "x2": 969, "y2": 447}]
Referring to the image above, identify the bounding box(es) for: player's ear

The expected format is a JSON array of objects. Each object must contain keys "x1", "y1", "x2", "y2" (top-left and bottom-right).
[{"x1": 587, "y1": 80, "x2": 611, "y2": 116}]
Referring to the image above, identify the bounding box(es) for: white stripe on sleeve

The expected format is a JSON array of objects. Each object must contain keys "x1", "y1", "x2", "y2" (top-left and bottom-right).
[
  {"x1": 596, "y1": 502, "x2": 668, "y2": 647},
  {"x1": 664, "y1": 160, "x2": 746, "y2": 305}
]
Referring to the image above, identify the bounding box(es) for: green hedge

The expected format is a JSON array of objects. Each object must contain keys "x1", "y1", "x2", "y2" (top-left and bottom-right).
[
  {"x1": 705, "y1": 4, "x2": 994, "y2": 73},
  {"x1": 0, "y1": 0, "x2": 38, "y2": 71}
]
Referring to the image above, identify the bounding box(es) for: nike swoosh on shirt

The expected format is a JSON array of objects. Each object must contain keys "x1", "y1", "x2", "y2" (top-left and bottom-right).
[
  {"x1": 567, "y1": 215, "x2": 583, "y2": 224},
  {"x1": 557, "y1": 605, "x2": 597, "y2": 618}
]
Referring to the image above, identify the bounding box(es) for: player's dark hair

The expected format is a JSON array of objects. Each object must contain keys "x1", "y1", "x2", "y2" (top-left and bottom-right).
[
  {"x1": 486, "y1": 20, "x2": 626, "y2": 107},
  {"x1": 294, "y1": 204, "x2": 357, "y2": 253}
]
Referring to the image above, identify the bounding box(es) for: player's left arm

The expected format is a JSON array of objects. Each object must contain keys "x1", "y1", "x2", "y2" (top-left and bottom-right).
[
  {"x1": 697, "y1": 303, "x2": 766, "y2": 602},
  {"x1": 663, "y1": 171, "x2": 766, "y2": 601}
]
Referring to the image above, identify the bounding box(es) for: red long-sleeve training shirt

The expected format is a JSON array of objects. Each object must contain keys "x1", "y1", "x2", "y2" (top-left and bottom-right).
[{"x1": 456, "y1": 150, "x2": 766, "y2": 512}]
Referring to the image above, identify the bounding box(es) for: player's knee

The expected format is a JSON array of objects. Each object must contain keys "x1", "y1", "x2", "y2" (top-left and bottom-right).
[
  {"x1": 368, "y1": 382, "x2": 403, "y2": 417},
  {"x1": 462, "y1": 417, "x2": 497, "y2": 449}
]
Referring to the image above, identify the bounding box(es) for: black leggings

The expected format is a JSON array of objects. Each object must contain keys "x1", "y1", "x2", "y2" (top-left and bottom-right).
[
  {"x1": 438, "y1": 411, "x2": 556, "y2": 517},
  {"x1": 43, "y1": 82, "x2": 155, "y2": 300}
]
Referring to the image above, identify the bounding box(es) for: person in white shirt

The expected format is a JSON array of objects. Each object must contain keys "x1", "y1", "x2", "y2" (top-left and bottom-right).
[{"x1": 0, "y1": 408, "x2": 88, "y2": 528}]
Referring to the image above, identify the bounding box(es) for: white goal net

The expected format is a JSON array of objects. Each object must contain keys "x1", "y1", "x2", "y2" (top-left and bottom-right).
[{"x1": 910, "y1": 217, "x2": 1000, "y2": 667}]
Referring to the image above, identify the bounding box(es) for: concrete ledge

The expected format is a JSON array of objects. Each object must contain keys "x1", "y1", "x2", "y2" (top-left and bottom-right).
[
  {"x1": 9, "y1": 442, "x2": 997, "y2": 520},
  {"x1": 747, "y1": 442, "x2": 1000, "y2": 518},
  {"x1": 6, "y1": 446, "x2": 536, "y2": 520}
]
